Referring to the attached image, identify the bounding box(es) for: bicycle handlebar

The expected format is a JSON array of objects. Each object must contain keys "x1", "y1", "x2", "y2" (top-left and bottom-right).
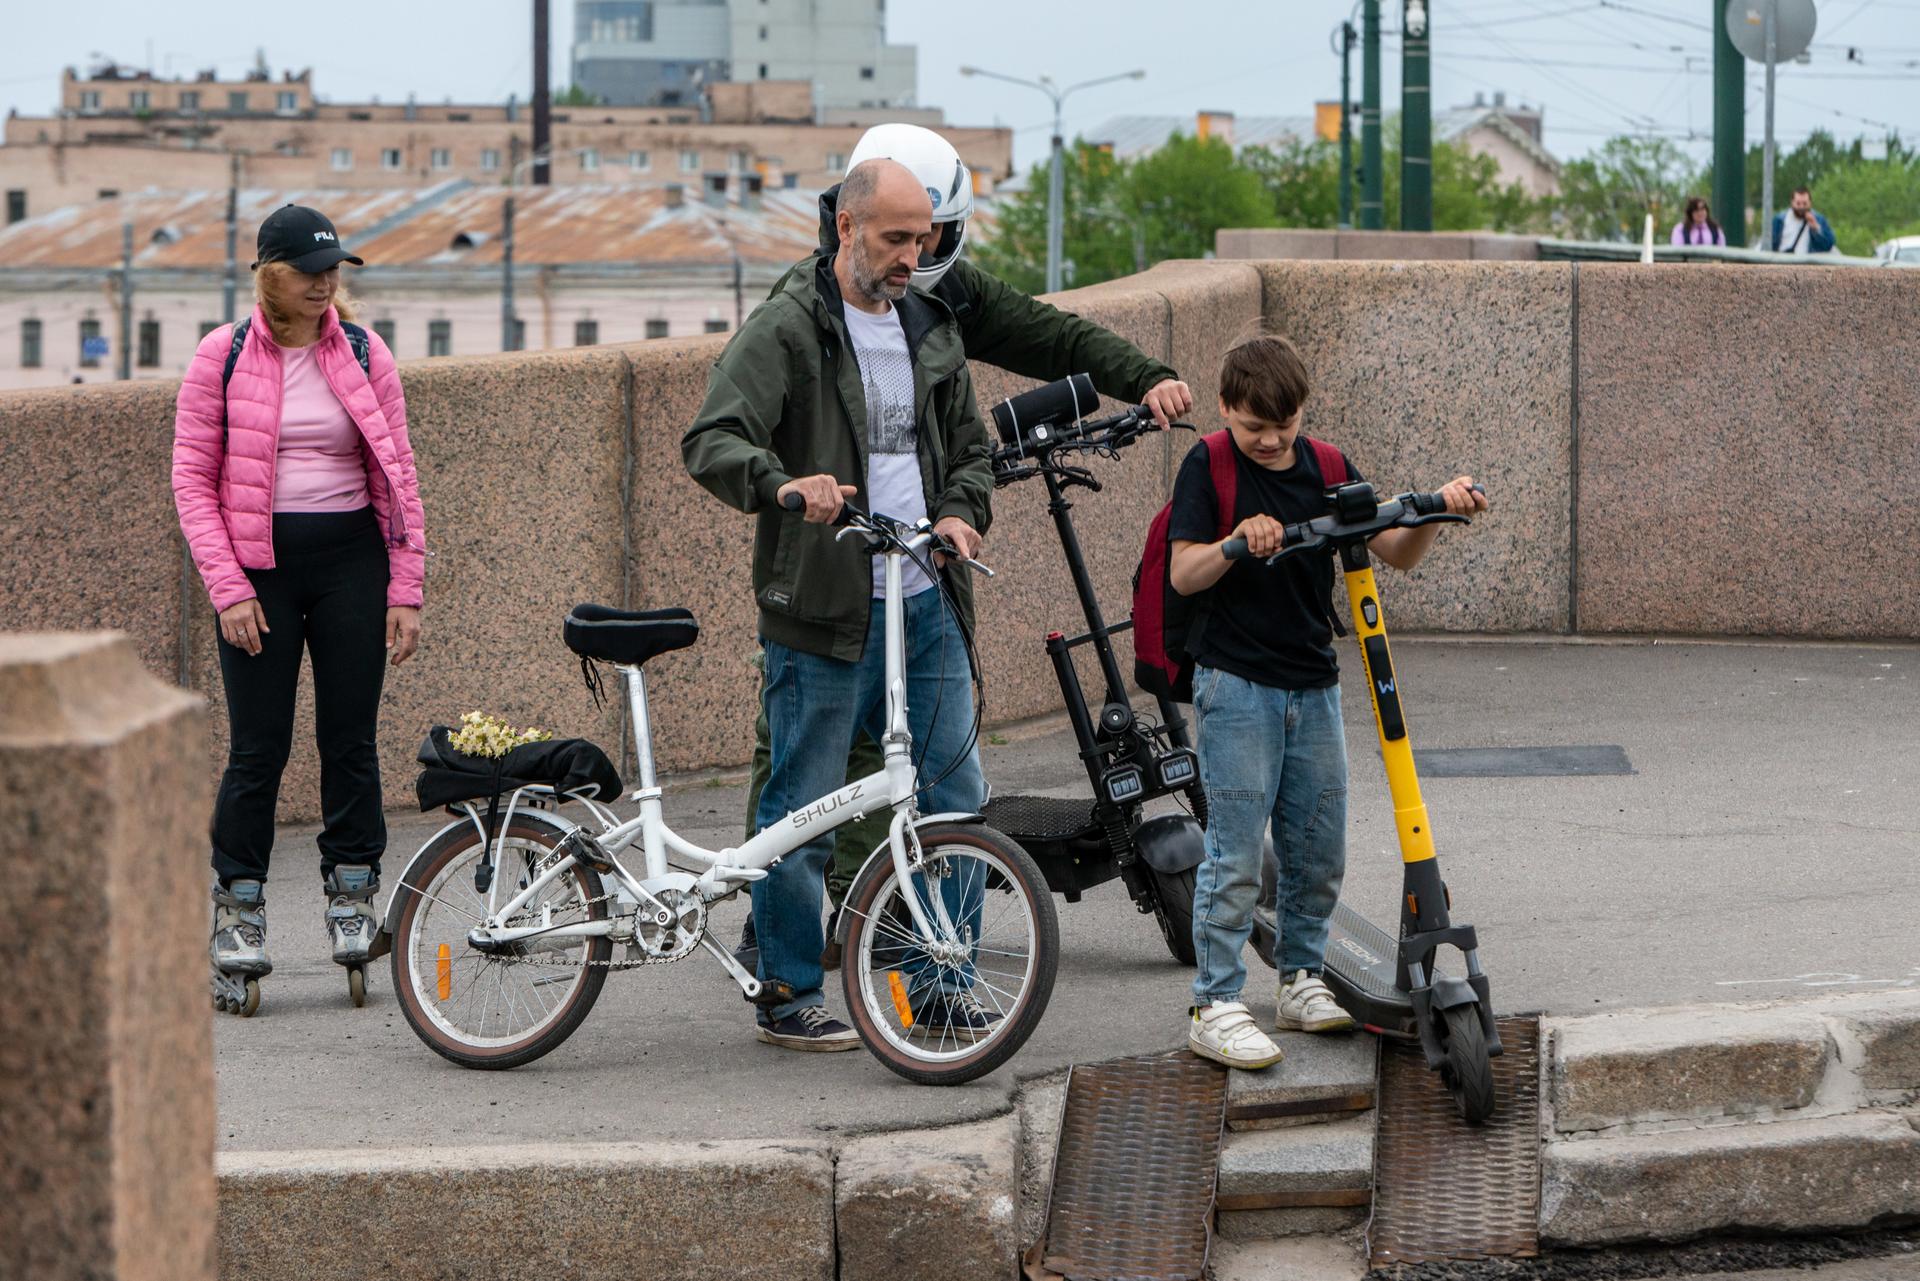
[
  {"x1": 778, "y1": 491, "x2": 992, "y2": 575},
  {"x1": 1220, "y1": 483, "x2": 1486, "y2": 564}
]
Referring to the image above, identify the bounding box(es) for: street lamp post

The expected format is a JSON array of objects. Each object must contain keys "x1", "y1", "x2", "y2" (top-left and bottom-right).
[
  {"x1": 958, "y1": 64, "x2": 1145, "y2": 294},
  {"x1": 502, "y1": 144, "x2": 549, "y2": 352}
]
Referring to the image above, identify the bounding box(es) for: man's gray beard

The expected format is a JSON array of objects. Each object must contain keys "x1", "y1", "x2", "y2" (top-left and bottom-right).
[{"x1": 850, "y1": 246, "x2": 908, "y2": 304}]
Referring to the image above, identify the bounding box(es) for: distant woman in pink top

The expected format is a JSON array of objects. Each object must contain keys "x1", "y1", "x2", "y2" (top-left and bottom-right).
[
  {"x1": 1671, "y1": 195, "x2": 1727, "y2": 247},
  {"x1": 172, "y1": 204, "x2": 425, "y2": 1012}
]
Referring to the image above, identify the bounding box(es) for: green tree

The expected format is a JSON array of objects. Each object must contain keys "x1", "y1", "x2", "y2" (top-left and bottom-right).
[
  {"x1": 1805, "y1": 154, "x2": 1920, "y2": 255},
  {"x1": 552, "y1": 84, "x2": 602, "y2": 107},
  {"x1": 1241, "y1": 138, "x2": 1343, "y2": 228},
  {"x1": 1552, "y1": 134, "x2": 1700, "y2": 241},
  {"x1": 1386, "y1": 134, "x2": 1543, "y2": 233},
  {"x1": 1126, "y1": 133, "x2": 1276, "y2": 262},
  {"x1": 973, "y1": 142, "x2": 1133, "y2": 293}
]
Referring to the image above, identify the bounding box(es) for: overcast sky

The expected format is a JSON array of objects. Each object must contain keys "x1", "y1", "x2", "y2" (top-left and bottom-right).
[{"x1": 7, "y1": 0, "x2": 1918, "y2": 176}]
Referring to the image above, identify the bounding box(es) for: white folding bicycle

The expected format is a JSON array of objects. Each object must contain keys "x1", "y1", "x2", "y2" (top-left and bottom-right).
[{"x1": 384, "y1": 503, "x2": 1059, "y2": 1084}]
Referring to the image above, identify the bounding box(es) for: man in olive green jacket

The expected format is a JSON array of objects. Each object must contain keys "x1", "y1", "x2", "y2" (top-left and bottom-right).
[
  {"x1": 683, "y1": 159, "x2": 995, "y2": 1050},
  {"x1": 733, "y1": 169, "x2": 1195, "y2": 973}
]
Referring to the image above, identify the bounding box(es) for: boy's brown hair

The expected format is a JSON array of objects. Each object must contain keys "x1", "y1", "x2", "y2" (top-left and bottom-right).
[{"x1": 1218, "y1": 334, "x2": 1311, "y2": 425}]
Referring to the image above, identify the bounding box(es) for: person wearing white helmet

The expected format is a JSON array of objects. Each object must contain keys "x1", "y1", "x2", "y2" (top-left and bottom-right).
[{"x1": 732, "y1": 124, "x2": 1194, "y2": 975}]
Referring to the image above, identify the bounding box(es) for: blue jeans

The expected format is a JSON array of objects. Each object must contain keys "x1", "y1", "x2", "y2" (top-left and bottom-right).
[
  {"x1": 1189, "y1": 666, "x2": 1348, "y2": 1006},
  {"x1": 754, "y1": 587, "x2": 986, "y2": 1021}
]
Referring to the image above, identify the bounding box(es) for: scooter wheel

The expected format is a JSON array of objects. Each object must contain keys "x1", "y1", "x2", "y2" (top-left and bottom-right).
[
  {"x1": 1439, "y1": 1005, "x2": 1495, "y2": 1123},
  {"x1": 347, "y1": 965, "x2": 366, "y2": 1008}
]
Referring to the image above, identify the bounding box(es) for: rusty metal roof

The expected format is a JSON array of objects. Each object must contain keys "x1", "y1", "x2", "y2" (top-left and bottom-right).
[{"x1": 0, "y1": 183, "x2": 825, "y2": 270}]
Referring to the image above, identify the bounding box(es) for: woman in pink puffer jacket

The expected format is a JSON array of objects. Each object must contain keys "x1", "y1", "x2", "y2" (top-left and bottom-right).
[{"x1": 172, "y1": 203, "x2": 426, "y2": 1011}]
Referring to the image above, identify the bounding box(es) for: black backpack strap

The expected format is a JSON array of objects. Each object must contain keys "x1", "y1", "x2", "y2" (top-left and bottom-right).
[
  {"x1": 340, "y1": 321, "x2": 373, "y2": 377},
  {"x1": 219, "y1": 317, "x2": 250, "y2": 447}
]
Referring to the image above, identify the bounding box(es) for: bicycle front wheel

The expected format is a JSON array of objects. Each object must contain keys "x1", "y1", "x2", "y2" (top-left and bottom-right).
[
  {"x1": 389, "y1": 814, "x2": 612, "y2": 1070},
  {"x1": 841, "y1": 822, "x2": 1058, "y2": 1086}
]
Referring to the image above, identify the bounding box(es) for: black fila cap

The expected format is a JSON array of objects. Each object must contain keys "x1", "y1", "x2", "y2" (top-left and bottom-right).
[{"x1": 252, "y1": 203, "x2": 366, "y2": 273}]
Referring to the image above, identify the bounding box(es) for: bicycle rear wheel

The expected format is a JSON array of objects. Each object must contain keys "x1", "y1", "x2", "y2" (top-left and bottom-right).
[
  {"x1": 841, "y1": 822, "x2": 1058, "y2": 1086},
  {"x1": 389, "y1": 814, "x2": 612, "y2": 1070}
]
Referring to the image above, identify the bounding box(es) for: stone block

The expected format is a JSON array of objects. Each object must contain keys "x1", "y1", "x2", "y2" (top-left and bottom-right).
[
  {"x1": 836, "y1": 1116, "x2": 1021, "y2": 1281},
  {"x1": 1336, "y1": 231, "x2": 1475, "y2": 260},
  {"x1": 1215, "y1": 1204, "x2": 1368, "y2": 1241},
  {"x1": 189, "y1": 346, "x2": 634, "y2": 817},
  {"x1": 1215, "y1": 1113, "x2": 1374, "y2": 1207},
  {"x1": 1469, "y1": 234, "x2": 1542, "y2": 261},
  {"x1": 1550, "y1": 1005, "x2": 1833, "y2": 1131},
  {"x1": 1539, "y1": 1111, "x2": 1920, "y2": 1246},
  {"x1": 0, "y1": 632, "x2": 213, "y2": 1281},
  {"x1": 1017, "y1": 1075, "x2": 1070, "y2": 1250},
  {"x1": 1215, "y1": 228, "x2": 1342, "y2": 261},
  {"x1": 1257, "y1": 260, "x2": 1574, "y2": 634},
  {"x1": 1226, "y1": 1031, "x2": 1378, "y2": 1130},
  {"x1": 1825, "y1": 991, "x2": 1920, "y2": 1092},
  {"x1": 1208, "y1": 1235, "x2": 1369, "y2": 1280},
  {"x1": 1576, "y1": 264, "x2": 1920, "y2": 640},
  {"x1": 0, "y1": 382, "x2": 189, "y2": 682},
  {"x1": 216, "y1": 1140, "x2": 835, "y2": 1281}
]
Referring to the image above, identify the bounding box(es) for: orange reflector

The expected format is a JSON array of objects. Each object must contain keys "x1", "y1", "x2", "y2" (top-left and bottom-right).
[
  {"x1": 436, "y1": 943, "x2": 452, "y2": 1001},
  {"x1": 1406, "y1": 893, "x2": 1420, "y2": 919},
  {"x1": 886, "y1": 970, "x2": 914, "y2": 1028}
]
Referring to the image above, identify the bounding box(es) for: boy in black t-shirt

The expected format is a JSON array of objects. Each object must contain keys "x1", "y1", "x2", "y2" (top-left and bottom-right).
[{"x1": 1169, "y1": 336, "x2": 1487, "y2": 1070}]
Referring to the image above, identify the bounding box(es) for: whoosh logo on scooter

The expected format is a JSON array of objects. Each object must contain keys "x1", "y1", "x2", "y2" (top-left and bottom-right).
[{"x1": 1376, "y1": 678, "x2": 1396, "y2": 696}]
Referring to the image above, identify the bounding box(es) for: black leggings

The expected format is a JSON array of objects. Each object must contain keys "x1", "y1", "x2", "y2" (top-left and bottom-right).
[{"x1": 211, "y1": 508, "x2": 389, "y2": 888}]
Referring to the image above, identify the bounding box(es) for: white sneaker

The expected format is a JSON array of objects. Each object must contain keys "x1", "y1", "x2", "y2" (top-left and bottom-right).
[
  {"x1": 1188, "y1": 1001, "x2": 1285, "y2": 1070},
  {"x1": 1275, "y1": 970, "x2": 1356, "y2": 1033}
]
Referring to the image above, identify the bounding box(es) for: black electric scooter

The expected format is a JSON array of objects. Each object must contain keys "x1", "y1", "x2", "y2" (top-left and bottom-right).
[
  {"x1": 979, "y1": 376, "x2": 1273, "y2": 966},
  {"x1": 1226, "y1": 479, "x2": 1499, "y2": 1121}
]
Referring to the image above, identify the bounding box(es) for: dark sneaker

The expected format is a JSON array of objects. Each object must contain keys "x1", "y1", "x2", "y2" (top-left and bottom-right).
[
  {"x1": 732, "y1": 913, "x2": 759, "y2": 975},
  {"x1": 914, "y1": 992, "x2": 1002, "y2": 1043},
  {"x1": 757, "y1": 1006, "x2": 860, "y2": 1052}
]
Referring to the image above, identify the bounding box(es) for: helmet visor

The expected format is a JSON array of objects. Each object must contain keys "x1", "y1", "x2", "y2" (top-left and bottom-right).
[{"x1": 920, "y1": 218, "x2": 966, "y2": 271}]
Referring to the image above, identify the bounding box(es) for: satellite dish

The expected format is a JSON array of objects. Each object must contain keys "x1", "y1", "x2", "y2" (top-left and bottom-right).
[{"x1": 1725, "y1": 0, "x2": 1817, "y2": 64}]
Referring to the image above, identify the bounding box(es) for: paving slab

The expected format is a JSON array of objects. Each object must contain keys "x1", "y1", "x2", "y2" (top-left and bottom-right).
[
  {"x1": 213, "y1": 638, "x2": 1919, "y2": 1152},
  {"x1": 1216, "y1": 1114, "x2": 1375, "y2": 1206},
  {"x1": 835, "y1": 1115, "x2": 1021, "y2": 1281},
  {"x1": 1226, "y1": 1031, "x2": 1378, "y2": 1131}
]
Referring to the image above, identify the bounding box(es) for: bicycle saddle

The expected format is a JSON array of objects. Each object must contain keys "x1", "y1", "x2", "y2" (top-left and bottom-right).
[{"x1": 564, "y1": 604, "x2": 699, "y2": 666}]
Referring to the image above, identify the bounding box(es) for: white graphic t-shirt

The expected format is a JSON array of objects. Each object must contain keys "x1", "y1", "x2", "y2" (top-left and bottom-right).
[{"x1": 841, "y1": 301, "x2": 934, "y2": 598}]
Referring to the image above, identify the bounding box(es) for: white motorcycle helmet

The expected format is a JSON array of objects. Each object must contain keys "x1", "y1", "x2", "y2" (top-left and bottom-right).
[{"x1": 845, "y1": 123, "x2": 973, "y2": 290}]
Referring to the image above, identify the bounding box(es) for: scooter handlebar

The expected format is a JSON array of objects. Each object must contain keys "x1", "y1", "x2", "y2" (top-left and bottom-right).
[{"x1": 1220, "y1": 483, "x2": 1488, "y2": 564}]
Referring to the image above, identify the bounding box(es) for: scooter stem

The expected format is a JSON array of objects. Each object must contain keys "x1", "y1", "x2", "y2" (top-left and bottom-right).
[{"x1": 1339, "y1": 545, "x2": 1437, "y2": 867}]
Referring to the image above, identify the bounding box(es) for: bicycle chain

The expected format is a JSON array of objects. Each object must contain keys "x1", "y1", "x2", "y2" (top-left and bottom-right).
[{"x1": 482, "y1": 843, "x2": 688, "y2": 971}]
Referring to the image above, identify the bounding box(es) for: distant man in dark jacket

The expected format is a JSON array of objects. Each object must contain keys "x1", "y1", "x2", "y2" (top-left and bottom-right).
[
  {"x1": 683, "y1": 158, "x2": 996, "y2": 1051},
  {"x1": 735, "y1": 124, "x2": 1194, "y2": 972},
  {"x1": 1769, "y1": 186, "x2": 1836, "y2": 254}
]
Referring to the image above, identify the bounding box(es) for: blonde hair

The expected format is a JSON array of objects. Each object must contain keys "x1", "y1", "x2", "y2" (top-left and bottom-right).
[{"x1": 253, "y1": 260, "x2": 359, "y2": 345}]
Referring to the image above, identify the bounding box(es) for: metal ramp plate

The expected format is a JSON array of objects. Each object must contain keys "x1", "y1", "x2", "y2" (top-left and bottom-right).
[
  {"x1": 1036, "y1": 1054, "x2": 1227, "y2": 1281},
  {"x1": 1367, "y1": 1015, "x2": 1542, "y2": 1268}
]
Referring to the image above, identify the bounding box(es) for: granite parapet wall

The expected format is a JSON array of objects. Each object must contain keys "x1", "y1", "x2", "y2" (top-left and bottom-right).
[{"x1": 2, "y1": 258, "x2": 1914, "y2": 817}]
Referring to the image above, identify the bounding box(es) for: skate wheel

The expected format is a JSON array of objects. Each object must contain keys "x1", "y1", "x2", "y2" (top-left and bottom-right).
[
  {"x1": 347, "y1": 966, "x2": 366, "y2": 1008},
  {"x1": 214, "y1": 993, "x2": 229, "y2": 1013},
  {"x1": 238, "y1": 978, "x2": 260, "y2": 1018}
]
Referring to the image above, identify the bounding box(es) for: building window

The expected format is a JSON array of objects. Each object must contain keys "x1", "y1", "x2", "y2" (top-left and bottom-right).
[
  {"x1": 507, "y1": 317, "x2": 525, "y2": 351},
  {"x1": 645, "y1": 319, "x2": 668, "y2": 339},
  {"x1": 137, "y1": 318, "x2": 160, "y2": 368},
  {"x1": 21, "y1": 319, "x2": 42, "y2": 368},
  {"x1": 277, "y1": 91, "x2": 298, "y2": 112},
  {"x1": 331, "y1": 148, "x2": 353, "y2": 171},
  {"x1": 431, "y1": 147, "x2": 452, "y2": 170},
  {"x1": 129, "y1": 90, "x2": 150, "y2": 111},
  {"x1": 97, "y1": 188, "x2": 119, "y2": 200},
  {"x1": 199, "y1": 320, "x2": 220, "y2": 338},
  {"x1": 382, "y1": 148, "x2": 403, "y2": 171},
  {"x1": 578, "y1": 147, "x2": 600, "y2": 172},
  {"x1": 860, "y1": 66, "x2": 874, "y2": 80},
  {"x1": 731, "y1": 149, "x2": 750, "y2": 172},
  {"x1": 759, "y1": 24, "x2": 769, "y2": 38},
  {"x1": 826, "y1": 152, "x2": 846, "y2": 171},
  {"x1": 79, "y1": 91, "x2": 100, "y2": 111},
  {"x1": 628, "y1": 149, "x2": 649, "y2": 171},
  {"x1": 5, "y1": 190, "x2": 24, "y2": 224},
  {"x1": 372, "y1": 318, "x2": 396, "y2": 350},
  {"x1": 228, "y1": 91, "x2": 248, "y2": 112},
  {"x1": 581, "y1": 1, "x2": 654, "y2": 43},
  {"x1": 79, "y1": 318, "x2": 102, "y2": 368},
  {"x1": 427, "y1": 320, "x2": 451, "y2": 357},
  {"x1": 575, "y1": 319, "x2": 599, "y2": 346},
  {"x1": 680, "y1": 149, "x2": 699, "y2": 173},
  {"x1": 704, "y1": 318, "x2": 729, "y2": 334},
  {"x1": 759, "y1": 63, "x2": 769, "y2": 78},
  {"x1": 178, "y1": 90, "x2": 200, "y2": 112},
  {"x1": 782, "y1": 172, "x2": 798, "y2": 189},
  {"x1": 481, "y1": 148, "x2": 501, "y2": 171}
]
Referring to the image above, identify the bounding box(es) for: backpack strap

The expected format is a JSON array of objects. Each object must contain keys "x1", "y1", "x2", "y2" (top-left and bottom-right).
[
  {"x1": 339, "y1": 321, "x2": 373, "y2": 378},
  {"x1": 1203, "y1": 431, "x2": 1239, "y2": 539},
  {"x1": 1304, "y1": 437, "x2": 1347, "y2": 488},
  {"x1": 220, "y1": 316, "x2": 250, "y2": 389}
]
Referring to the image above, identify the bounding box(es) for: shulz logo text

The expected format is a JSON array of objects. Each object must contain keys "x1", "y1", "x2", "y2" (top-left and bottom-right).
[{"x1": 795, "y1": 783, "x2": 863, "y2": 828}]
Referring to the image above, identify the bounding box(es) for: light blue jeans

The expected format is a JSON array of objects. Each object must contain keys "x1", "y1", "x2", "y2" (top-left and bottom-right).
[
  {"x1": 1189, "y1": 665, "x2": 1348, "y2": 1006},
  {"x1": 754, "y1": 588, "x2": 986, "y2": 1022}
]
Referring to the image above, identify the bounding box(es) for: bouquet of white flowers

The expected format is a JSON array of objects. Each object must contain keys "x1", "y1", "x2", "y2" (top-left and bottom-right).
[{"x1": 444, "y1": 711, "x2": 554, "y2": 759}]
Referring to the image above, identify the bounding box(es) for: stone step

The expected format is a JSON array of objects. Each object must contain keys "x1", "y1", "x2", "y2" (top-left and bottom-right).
[
  {"x1": 1225, "y1": 1030, "x2": 1379, "y2": 1130},
  {"x1": 1215, "y1": 1113, "x2": 1376, "y2": 1242},
  {"x1": 1206, "y1": 1233, "x2": 1369, "y2": 1280}
]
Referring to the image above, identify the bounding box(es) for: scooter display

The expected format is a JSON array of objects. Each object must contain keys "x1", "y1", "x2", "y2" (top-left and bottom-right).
[
  {"x1": 980, "y1": 377, "x2": 1279, "y2": 965},
  {"x1": 1226, "y1": 479, "x2": 1499, "y2": 1121}
]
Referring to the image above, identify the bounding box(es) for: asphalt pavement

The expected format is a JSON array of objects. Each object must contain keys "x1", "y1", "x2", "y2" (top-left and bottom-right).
[{"x1": 213, "y1": 636, "x2": 1918, "y2": 1152}]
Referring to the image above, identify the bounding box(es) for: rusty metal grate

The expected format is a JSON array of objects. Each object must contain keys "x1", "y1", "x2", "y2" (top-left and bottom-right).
[
  {"x1": 1037, "y1": 1054, "x2": 1228, "y2": 1281},
  {"x1": 1367, "y1": 1015, "x2": 1542, "y2": 1268}
]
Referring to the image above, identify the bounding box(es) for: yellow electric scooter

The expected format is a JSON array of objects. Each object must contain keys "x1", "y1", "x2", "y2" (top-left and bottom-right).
[{"x1": 1226, "y1": 479, "x2": 1499, "y2": 1122}]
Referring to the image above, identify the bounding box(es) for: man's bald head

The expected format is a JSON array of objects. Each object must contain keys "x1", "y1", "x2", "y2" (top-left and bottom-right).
[{"x1": 835, "y1": 158, "x2": 934, "y2": 307}]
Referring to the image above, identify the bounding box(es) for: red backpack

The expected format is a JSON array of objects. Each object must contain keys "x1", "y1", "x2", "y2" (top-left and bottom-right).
[{"x1": 1131, "y1": 431, "x2": 1347, "y2": 702}]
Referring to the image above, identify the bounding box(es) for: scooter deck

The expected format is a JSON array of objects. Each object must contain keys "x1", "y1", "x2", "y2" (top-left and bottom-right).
[{"x1": 1324, "y1": 900, "x2": 1418, "y2": 1038}]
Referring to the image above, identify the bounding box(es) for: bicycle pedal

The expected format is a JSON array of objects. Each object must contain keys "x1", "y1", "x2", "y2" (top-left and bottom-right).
[{"x1": 745, "y1": 978, "x2": 796, "y2": 1009}]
